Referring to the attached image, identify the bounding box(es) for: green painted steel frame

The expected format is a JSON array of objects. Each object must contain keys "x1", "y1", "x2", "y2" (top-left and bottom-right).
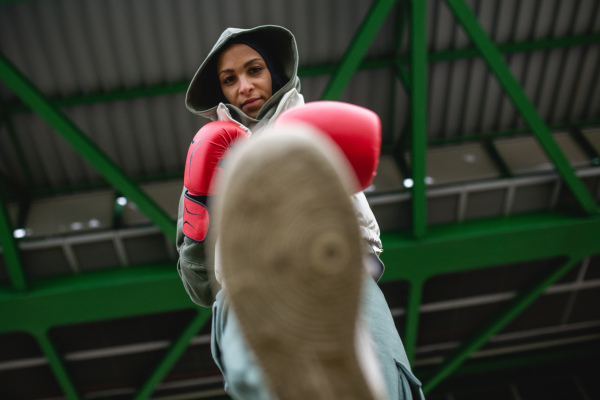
[
  {"x1": 444, "y1": 0, "x2": 599, "y2": 215},
  {"x1": 1, "y1": 213, "x2": 599, "y2": 397},
  {"x1": 133, "y1": 311, "x2": 211, "y2": 400},
  {"x1": 0, "y1": 194, "x2": 26, "y2": 290},
  {"x1": 409, "y1": 0, "x2": 428, "y2": 241},
  {"x1": 422, "y1": 256, "x2": 581, "y2": 394},
  {"x1": 0, "y1": 265, "x2": 209, "y2": 400},
  {"x1": 380, "y1": 211, "x2": 600, "y2": 393},
  {"x1": 320, "y1": 0, "x2": 398, "y2": 100},
  {"x1": 0, "y1": 52, "x2": 177, "y2": 243}
]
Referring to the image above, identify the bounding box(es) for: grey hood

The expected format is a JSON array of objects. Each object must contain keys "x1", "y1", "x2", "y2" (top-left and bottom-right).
[{"x1": 185, "y1": 25, "x2": 301, "y2": 126}]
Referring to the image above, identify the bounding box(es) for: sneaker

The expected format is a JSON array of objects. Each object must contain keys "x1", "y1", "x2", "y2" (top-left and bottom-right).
[{"x1": 213, "y1": 123, "x2": 382, "y2": 400}]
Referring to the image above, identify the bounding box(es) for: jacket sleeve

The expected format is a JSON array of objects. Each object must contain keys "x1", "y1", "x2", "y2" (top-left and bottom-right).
[
  {"x1": 351, "y1": 191, "x2": 383, "y2": 251},
  {"x1": 351, "y1": 191, "x2": 385, "y2": 281},
  {"x1": 176, "y1": 187, "x2": 217, "y2": 307}
]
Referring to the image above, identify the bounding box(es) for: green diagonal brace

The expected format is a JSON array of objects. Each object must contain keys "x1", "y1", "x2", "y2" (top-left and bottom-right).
[
  {"x1": 134, "y1": 309, "x2": 212, "y2": 400},
  {"x1": 410, "y1": 0, "x2": 428, "y2": 239},
  {"x1": 422, "y1": 256, "x2": 581, "y2": 394},
  {"x1": 0, "y1": 52, "x2": 177, "y2": 241},
  {"x1": 321, "y1": 0, "x2": 398, "y2": 100},
  {"x1": 0, "y1": 193, "x2": 26, "y2": 290},
  {"x1": 444, "y1": 0, "x2": 599, "y2": 215},
  {"x1": 36, "y1": 331, "x2": 82, "y2": 400}
]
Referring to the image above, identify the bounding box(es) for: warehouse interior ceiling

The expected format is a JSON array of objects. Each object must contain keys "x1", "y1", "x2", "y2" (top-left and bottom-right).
[{"x1": 0, "y1": 0, "x2": 599, "y2": 399}]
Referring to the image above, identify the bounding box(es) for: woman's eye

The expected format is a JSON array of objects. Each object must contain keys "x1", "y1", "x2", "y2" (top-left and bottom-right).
[
  {"x1": 250, "y1": 66, "x2": 263, "y2": 74},
  {"x1": 222, "y1": 76, "x2": 235, "y2": 85}
]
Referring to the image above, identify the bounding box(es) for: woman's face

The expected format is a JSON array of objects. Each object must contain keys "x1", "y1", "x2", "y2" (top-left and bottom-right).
[{"x1": 217, "y1": 44, "x2": 273, "y2": 118}]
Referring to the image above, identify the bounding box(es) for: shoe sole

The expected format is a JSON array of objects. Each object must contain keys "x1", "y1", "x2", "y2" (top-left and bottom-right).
[{"x1": 214, "y1": 125, "x2": 375, "y2": 400}]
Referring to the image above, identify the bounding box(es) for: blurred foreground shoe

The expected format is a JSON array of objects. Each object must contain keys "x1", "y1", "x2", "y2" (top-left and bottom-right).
[{"x1": 213, "y1": 123, "x2": 387, "y2": 400}]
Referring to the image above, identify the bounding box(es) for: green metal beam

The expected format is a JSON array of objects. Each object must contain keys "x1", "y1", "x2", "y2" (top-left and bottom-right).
[
  {"x1": 4, "y1": 33, "x2": 598, "y2": 114},
  {"x1": 134, "y1": 310, "x2": 211, "y2": 400},
  {"x1": 0, "y1": 52, "x2": 177, "y2": 241},
  {"x1": 389, "y1": 0, "x2": 409, "y2": 138},
  {"x1": 0, "y1": 213, "x2": 597, "y2": 334},
  {"x1": 444, "y1": 0, "x2": 599, "y2": 215},
  {"x1": 0, "y1": 264, "x2": 195, "y2": 333},
  {"x1": 422, "y1": 256, "x2": 581, "y2": 394},
  {"x1": 380, "y1": 212, "x2": 600, "y2": 283},
  {"x1": 36, "y1": 332, "x2": 81, "y2": 400},
  {"x1": 409, "y1": 0, "x2": 428, "y2": 239},
  {"x1": 0, "y1": 193, "x2": 26, "y2": 291},
  {"x1": 320, "y1": 0, "x2": 398, "y2": 100},
  {"x1": 0, "y1": 212, "x2": 595, "y2": 383}
]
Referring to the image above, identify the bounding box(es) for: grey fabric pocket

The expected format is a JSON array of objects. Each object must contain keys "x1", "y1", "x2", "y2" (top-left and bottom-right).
[{"x1": 395, "y1": 359, "x2": 425, "y2": 400}]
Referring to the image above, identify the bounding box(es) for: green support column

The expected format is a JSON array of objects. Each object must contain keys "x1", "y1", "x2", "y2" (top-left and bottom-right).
[
  {"x1": 0, "y1": 52, "x2": 177, "y2": 241},
  {"x1": 321, "y1": 0, "x2": 398, "y2": 100},
  {"x1": 410, "y1": 0, "x2": 428, "y2": 238},
  {"x1": 0, "y1": 194, "x2": 26, "y2": 291},
  {"x1": 422, "y1": 256, "x2": 581, "y2": 394},
  {"x1": 36, "y1": 331, "x2": 81, "y2": 400},
  {"x1": 445, "y1": 0, "x2": 599, "y2": 215},
  {"x1": 134, "y1": 309, "x2": 212, "y2": 400}
]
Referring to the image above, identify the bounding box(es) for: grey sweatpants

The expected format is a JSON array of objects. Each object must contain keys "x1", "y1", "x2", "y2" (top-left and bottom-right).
[{"x1": 210, "y1": 276, "x2": 425, "y2": 400}]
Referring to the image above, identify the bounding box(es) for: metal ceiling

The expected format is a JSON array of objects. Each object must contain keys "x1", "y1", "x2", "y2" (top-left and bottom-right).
[{"x1": 0, "y1": 0, "x2": 599, "y2": 399}]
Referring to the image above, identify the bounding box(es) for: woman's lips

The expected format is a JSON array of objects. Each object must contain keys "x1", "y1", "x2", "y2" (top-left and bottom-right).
[{"x1": 243, "y1": 98, "x2": 260, "y2": 108}]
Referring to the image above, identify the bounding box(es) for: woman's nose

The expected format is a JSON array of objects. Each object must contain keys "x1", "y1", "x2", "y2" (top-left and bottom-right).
[{"x1": 238, "y1": 76, "x2": 253, "y2": 94}]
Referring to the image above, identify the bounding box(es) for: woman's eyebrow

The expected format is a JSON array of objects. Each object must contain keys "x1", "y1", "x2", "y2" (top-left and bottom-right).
[{"x1": 243, "y1": 58, "x2": 263, "y2": 68}]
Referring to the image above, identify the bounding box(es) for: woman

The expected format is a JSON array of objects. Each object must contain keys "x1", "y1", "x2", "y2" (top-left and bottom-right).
[{"x1": 176, "y1": 25, "x2": 424, "y2": 400}]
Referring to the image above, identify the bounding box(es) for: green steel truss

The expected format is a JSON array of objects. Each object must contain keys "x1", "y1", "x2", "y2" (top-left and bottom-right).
[{"x1": 1, "y1": 0, "x2": 599, "y2": 398}]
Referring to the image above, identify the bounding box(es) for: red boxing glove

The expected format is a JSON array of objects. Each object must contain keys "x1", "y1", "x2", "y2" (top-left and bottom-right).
[
  {"x1": 183, "y1": 121, "x2": 248, "y2": 241},
  {"x1": 275, "y1": 101, "x2": 381, "y2": 192}
]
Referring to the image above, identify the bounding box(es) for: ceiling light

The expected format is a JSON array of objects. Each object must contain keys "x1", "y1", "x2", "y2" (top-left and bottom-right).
[{"x1": 13, "y1": 228, "x2": 26, "y2": 239}]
